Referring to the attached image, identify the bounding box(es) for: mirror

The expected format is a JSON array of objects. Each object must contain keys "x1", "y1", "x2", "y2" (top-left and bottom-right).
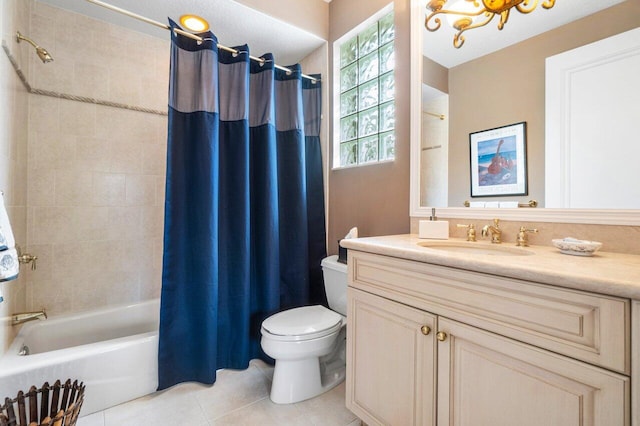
[{"x1": 409, "y1": 0, "x2": 640, "y2": 225}]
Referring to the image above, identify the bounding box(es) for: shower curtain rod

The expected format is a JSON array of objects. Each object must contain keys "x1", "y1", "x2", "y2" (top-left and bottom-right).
[{"x1": 86, "y1": 0, "x2": 319, "y2": 82}]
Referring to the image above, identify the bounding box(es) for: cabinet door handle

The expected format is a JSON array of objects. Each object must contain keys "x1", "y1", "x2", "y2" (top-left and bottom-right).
[
  {"x1": 421, "y1": 325, "x2": 431, "y2": 335},
  {"x1": 436, "y1": 331, "x2": 448, "y2": 342}
]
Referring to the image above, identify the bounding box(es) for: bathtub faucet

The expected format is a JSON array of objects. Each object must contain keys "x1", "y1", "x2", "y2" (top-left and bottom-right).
[{"x1": 12, "y1": 310, "x2": 47, "y2": 326}]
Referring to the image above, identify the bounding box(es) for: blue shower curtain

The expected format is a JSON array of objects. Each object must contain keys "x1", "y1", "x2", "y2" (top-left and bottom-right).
[{"x1": 158, "y1": 22, "x2": 326, "y2": 390}]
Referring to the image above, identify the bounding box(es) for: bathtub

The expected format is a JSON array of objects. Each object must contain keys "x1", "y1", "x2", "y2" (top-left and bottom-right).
[{"x1": 0, "y1": 299, "x2": 160, "y2": 416}]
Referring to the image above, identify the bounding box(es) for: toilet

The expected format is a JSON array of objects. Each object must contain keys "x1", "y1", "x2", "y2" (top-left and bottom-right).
[{"x1": 260, "y1": 255, "x2": 348, "y2": 404}]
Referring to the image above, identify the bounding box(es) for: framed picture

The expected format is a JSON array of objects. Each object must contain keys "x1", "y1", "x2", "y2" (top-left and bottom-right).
[{"x1": 469, "y1": 121, "x2": 528, "y2": 197}]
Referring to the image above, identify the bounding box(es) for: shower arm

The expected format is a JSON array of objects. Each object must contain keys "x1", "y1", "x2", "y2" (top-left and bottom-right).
[{"x1": 16, "y1": 31, "x2": 39, "y2": 49}]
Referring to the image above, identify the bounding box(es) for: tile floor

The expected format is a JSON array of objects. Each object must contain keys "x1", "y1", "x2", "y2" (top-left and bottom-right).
[{"x1": 77, "y1": 359, "x2": 361, "y2": 426}]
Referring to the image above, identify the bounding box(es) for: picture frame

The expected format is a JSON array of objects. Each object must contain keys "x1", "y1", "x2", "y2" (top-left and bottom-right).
[{"x1": 469, "y1": 121, "x2": 528, "y2": 197}]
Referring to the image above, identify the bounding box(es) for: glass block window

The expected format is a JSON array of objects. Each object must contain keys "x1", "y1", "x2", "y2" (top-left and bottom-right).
[{"x1": 336, "y1": 10, "x2": 395, "y2": 168}]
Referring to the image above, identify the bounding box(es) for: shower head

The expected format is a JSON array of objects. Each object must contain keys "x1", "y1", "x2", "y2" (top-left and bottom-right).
[
  {"x1": 35, "y1": 46, "x2": 54, "y2": 63},
  {"x1": 16, "y1": 31, "x2": 54, "y2": 63}
]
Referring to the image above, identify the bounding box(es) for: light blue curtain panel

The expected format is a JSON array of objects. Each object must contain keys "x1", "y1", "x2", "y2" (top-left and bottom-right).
[{"x1": 158, "y1": 22, "x2": 326, "y2": 390}]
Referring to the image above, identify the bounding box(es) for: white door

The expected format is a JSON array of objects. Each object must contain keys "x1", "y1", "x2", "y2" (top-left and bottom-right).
[{"x1": 546, "y1": 27, "x2": 640, "y2": 209}]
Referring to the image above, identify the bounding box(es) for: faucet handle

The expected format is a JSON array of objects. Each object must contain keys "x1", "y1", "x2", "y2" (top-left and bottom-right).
[
  {"x1": 456, "y1": 224, "x2": 476, "y2": 241},
  {"x1": 18, "y1": 252, "x2": 38, "y2": 270},
  {"x1": 493, "y1": 218, "x2": 500, "y2": 227},
  {"x1": 516, "y1": 227, "x2": 538, "y2": 247}
]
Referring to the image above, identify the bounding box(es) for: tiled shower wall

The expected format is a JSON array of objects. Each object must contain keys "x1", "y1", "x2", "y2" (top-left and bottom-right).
[
  {"x1": 25, "y1": 2, "x2": 169, "y2": 315},
  {"x1": 0, "y1": 0, "x2": 31, "y2": 355}
]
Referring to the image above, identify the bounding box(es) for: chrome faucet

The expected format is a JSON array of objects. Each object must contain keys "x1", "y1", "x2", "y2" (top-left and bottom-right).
[
  {"x1": 12, "y1": 310, "x2": 47, "y2": 326},
  {"x1": 481, "y1": 218, "x2": 502, "y2": 244}
]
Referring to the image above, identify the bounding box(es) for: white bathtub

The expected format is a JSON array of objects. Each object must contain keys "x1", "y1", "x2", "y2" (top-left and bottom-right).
[{"x1": 0, "y1": 299, "x2": 160, "y2": 416}]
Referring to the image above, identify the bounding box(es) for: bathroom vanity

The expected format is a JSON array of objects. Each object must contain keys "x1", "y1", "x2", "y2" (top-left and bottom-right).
[{"x1": 341, "y1": 235, "x2": 640, "y2": 426}]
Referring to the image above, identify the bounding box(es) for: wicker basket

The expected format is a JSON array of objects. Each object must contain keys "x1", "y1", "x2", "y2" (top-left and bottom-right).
[{"x1": 0, "y1": 379, "x2": 85, "y2": 426}]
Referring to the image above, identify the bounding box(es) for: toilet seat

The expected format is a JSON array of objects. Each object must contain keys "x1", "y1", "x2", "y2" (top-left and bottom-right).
[{"x1": 261, "y1": 305, "x2": 343, "y2": 342}]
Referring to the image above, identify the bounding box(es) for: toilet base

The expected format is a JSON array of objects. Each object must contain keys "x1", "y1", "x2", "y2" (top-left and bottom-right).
[
  {"x1": 268, "y1": 328, "x2": 346, "y2": 404},
  {"x1": 270, "y1": 355, "x2": 346, "y2": 404}
]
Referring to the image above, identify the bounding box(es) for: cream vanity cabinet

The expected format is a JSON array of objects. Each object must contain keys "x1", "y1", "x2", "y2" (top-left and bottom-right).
[{"x1": 345, "y1": 251, "x2": 631, "y2": 426}]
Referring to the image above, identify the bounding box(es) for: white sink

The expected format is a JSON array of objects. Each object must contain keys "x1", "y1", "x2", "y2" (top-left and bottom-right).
[{"x1": 417, "y1": 241, "x2": 534, "y2": 256}]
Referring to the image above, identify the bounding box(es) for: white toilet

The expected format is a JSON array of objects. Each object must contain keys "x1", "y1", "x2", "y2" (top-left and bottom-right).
[{"x1": 260, "y1": 255, "x2": 348, "y2": 404}]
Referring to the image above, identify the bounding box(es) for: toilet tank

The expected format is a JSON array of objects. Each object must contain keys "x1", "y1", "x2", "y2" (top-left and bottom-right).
[{"x1": 321, "y1": 255, "x2": 348, "y2": 316}]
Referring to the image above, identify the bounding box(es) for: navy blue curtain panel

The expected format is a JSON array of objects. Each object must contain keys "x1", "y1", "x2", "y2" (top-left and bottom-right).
[
  {"x1": 275, "y1": 65, "x2": 310, "y2": 309},
  {"x1": 158, "y1": 20, "x2": 220, "y2": 389},
  {"x1": 158, "y1": 23, "x2": 326, "y2": 390},
  {"x1": 303, "y1": 75, "x2": 328, "y2": 307}
]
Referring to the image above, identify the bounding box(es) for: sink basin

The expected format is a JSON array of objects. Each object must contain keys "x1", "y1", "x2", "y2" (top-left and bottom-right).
[{"x1": 417, "y1": 241, "x2": 534, "y2": 256}]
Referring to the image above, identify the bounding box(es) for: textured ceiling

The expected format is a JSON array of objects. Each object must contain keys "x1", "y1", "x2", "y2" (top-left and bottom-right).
[
  {"x1": 422, "y1": 0, "x2": 628, "y2": 68},
  {"x1": 38, "y1": 0, "x2": 326, "y2": 65}
]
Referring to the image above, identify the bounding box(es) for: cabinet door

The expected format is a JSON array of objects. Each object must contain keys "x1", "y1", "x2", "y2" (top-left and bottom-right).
[
  {"x1": 347, "y1": 288, "x2": 437, "y2": 426},
  {"x1": 437, "y1": 317, "x2": 630, "y2": 426}
]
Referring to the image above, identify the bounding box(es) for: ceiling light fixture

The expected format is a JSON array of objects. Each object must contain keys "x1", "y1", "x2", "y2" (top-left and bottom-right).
[
  {"x1": 179, "y1": 14, "x2": 209, "y2": 33},
  {"x1": 425, "y1": 0, "x2": 556, "y2": 48}
]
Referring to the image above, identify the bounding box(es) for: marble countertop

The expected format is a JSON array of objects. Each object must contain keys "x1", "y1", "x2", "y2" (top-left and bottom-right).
[{"x1": 340, "y1": 234, "x2": 640, "y2": 300}]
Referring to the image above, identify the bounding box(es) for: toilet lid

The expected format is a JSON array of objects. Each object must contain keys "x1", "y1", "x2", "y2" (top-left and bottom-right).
[{"x1": 262, "y1": 305, "x2": 343, "y2": 340}]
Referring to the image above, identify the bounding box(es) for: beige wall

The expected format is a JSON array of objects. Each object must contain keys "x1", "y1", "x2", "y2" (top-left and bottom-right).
[
  {"x1": 0, "y1": 0, "x2": 31, "y2": 356},
  {"x1": 422, "y1": 55, "x2": 447, "y2": 94},
  {"x1": 24, "y1": 2, "x2": 168, "y2": 316},
  {"x1": 328, "y1": 0, "x2": 411, "y2": 254},
  {"x1": 447, "y1": 0, "x2": 640, "y2": 208}
]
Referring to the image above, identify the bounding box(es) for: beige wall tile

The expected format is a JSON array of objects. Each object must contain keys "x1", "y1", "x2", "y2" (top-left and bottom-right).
[
  {"x1": 110, "y1": 140, "x2": 143, "y2": 174},
  {"x1": 30, "y1": 206, "x2": 77, "y2": 244},
  {"x1": 107, "y1": 206, "x2": 143, "y2": 241},
  {"x1": 142, "y1": 142, "x2": 167, "y2": 175},
  {"x1": 54, "y1": 169, "x2": 93, "y2": 206},
  {"x1": 28, "y1": 94, "x2": 60, "y2": 134},
  {"x1": 92, "y1": 173, "x2": 125, "y2": 206},
  {"x1": 139, "y1": 266, "x2": 162, "y2": 300},
  {"x1": 59, "y1": 99, "x2": 96, "y2": 137},
  {"x1": 27, "y1": 168, "x2": 55, "y2": 206},
  {"x1": 108, "y1": 64, "x2": 142, "y2": 106},
  {"x1": 141, "y1": 206, "x2": 164, "y2": 239},
  {"x1": 75, "y1": 206, "x2": 110, "y2": 241},
  {"x1": 155, "y1": 176, "x2": 166, "y2": 208},
  {"x1": 72, "y1": 62, "x2": 109, "y2": 100},
  {"x1": 76, "y1": 136, "x2": 111, "y2": 172},
  {"x1": 126, "y1": 174, "x2": 156, "y2": 206},
  {"x1": 32, "y1": 59, "x2": 75, "y2": 95},
  {"x1": 29, "y1": 131, "x2": 76, "y2": 171}
]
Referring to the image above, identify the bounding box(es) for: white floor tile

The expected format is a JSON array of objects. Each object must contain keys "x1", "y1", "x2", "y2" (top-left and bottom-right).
[
  {"x1": 84, "y1": 359, "x2": 357, "y2": 426},
  {"x1": 196, "y1": 365, "x2": 272, "y2": 421},
  {"x1": 211, "y1": 397, "x2": 310, "y2": 426},
  {"x1": 103, "y1": 383, "x2": 209, "y2": 425},
  {"x1": 294, "y1": 383, "x2": 359, "y2": 426},
  {"x1": 249, "y1": 358, "x2": 275, "y2": 382}
]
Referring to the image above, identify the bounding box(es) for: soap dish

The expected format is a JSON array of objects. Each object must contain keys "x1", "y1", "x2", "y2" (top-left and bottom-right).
[{"x1": 551, "y1": 238, "x2": 603, "y2": 256}]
